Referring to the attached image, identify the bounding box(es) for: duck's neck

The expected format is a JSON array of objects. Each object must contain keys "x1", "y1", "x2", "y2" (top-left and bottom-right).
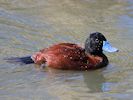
[{"x1": 86, "y1": 52, "x2": 109, "y2": 69}]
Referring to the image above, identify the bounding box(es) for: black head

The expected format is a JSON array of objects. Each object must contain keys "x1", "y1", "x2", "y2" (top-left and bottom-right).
[{"x1": 85, "y1": 32, "x2": 107, "y2": 55}]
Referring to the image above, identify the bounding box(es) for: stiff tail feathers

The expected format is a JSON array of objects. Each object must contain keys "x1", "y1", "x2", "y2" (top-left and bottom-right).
[{"x1": 5, "y1": 56, "x2": 34, "y2": 65}]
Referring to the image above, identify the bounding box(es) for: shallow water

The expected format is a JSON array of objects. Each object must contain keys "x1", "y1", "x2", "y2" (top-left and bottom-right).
[{"x1": 0, "y1": 0, "x2": 133, "y2": 100}]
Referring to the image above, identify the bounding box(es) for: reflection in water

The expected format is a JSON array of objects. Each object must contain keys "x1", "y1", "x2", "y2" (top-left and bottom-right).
[
  {"x1": 83, "y1": 70, "x2": 115, "y2": 93},
  {"x1": 45, "y1": 68, "x2": 110, "y2": 93},
  {"x1": 83, "y1": 70, "x2": 106, "y2": 92}
]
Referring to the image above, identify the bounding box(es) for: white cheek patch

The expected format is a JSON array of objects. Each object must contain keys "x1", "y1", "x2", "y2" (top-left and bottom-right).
[{"x1": 102, "y1": 41, "x2": 119, "y2": 53}]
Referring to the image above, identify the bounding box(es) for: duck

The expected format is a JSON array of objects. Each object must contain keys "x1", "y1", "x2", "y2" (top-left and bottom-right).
[{"x1": 6, "y1": 32, "x2": 118, "y2": 70}]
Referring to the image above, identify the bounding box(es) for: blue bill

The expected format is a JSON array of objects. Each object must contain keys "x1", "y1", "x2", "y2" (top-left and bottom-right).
[{"x1": 102, "y1": 41, "x2": 119, "y2": 53}]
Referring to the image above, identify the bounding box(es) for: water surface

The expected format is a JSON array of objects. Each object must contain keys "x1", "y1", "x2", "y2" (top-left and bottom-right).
[{"x1": 0, "y1": 0, "x2": 133, "y2": 100}]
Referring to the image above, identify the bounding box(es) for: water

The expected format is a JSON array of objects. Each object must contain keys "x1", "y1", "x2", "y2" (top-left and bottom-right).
[{"x1": 0, "y1": 0, "x2": 133, "y2": 100}]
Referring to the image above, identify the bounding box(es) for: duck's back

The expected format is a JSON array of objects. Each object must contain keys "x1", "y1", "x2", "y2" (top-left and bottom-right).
[{"x1": 32, "y1": 43, "x2": 88, "y2": 70}]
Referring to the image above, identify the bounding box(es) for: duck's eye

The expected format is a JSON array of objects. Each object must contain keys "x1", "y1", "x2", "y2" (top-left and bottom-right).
[{"x1": 95, "y1": 38, "x2": 99, "y2": 42}]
